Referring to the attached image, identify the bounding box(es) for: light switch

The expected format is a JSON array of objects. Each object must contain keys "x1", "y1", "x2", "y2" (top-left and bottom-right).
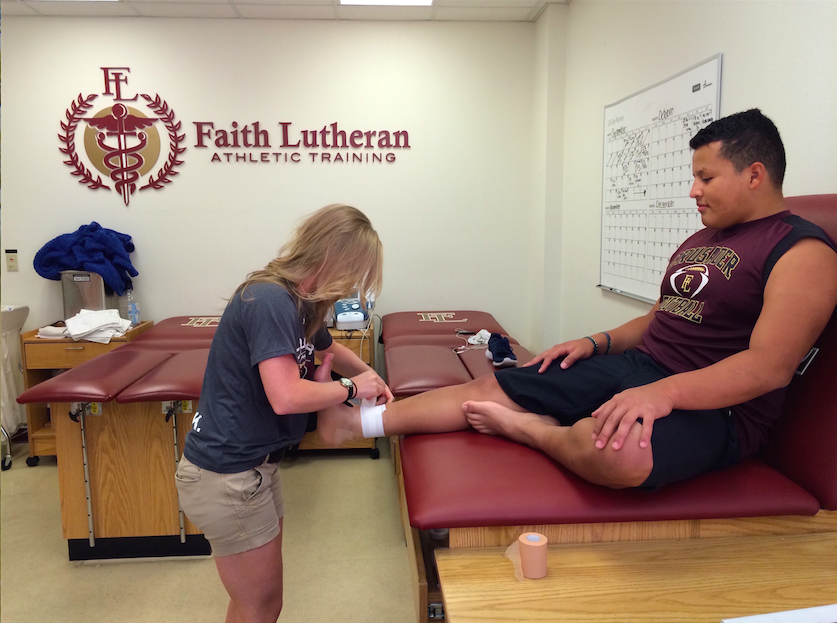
[{"x1": 5, "y1": 250, "x2": 19, "y2": 272}]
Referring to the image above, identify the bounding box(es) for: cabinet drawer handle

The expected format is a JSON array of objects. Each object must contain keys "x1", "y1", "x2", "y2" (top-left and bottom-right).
[{"x1": 65, "y1": 346, "x2": 85, "y2": 351}]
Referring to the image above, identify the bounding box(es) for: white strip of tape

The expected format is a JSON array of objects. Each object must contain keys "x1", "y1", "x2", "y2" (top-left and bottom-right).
[{"x1": 360, "y1": 398, "x2": 386, "y2": 438}]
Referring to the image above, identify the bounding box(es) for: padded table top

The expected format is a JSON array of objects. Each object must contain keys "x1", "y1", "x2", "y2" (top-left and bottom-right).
[{"x1": 401, "y1": 430, "x2": 821, "y2": 529}]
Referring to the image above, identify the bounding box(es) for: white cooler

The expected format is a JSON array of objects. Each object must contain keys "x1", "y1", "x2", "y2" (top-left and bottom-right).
[{"x1": 2, "y1": 305, "x2": 30, "y2": 469}]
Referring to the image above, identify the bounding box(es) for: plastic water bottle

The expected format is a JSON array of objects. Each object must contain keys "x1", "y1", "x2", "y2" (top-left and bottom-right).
[{"x1": 126, "y1": 290, "x2": 141, "y2": 327}]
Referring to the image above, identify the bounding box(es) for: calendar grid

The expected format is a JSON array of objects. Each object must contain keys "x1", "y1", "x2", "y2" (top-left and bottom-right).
[{"x1": 603, "y1": 104, "x2": 713, "y2": 286}]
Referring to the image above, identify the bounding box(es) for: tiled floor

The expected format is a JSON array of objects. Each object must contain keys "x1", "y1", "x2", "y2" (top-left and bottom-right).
[{"x1": 0, "y1": 439, "x2": 414, "y2": 623}]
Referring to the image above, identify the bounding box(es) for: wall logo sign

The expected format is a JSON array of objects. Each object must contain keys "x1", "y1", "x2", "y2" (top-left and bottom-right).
[
  {"x1": 59, "y1": 67, "x2": 186, "y2": 207},
  {"x1": 193, "y1": 121, "x2": 411, "y2": 165}
]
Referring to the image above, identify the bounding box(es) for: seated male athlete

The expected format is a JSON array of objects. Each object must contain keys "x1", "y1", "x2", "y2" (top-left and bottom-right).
[{"x1": 317, "y1": 109, "x2": 837, "y2": 490}]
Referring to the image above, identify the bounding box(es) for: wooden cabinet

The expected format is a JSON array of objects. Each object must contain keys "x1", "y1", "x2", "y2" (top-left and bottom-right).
[
  {"x1": 20, "y1": 322, "x2": 153, "y2": 464},
  {"x1": 54, "y1": 399, "x2": 200, "y2": 542},
  {"x1": 299, "y1": 320, "x2": 379, "y2": 457}
]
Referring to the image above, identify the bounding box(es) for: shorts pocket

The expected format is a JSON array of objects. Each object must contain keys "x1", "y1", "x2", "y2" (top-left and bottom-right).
[
  {"x1": 175, "y1": 458, "x2": 201, "y2": 484},
  {"x1": 230, "y1": 467, "x2": 266, "y2": 506}
]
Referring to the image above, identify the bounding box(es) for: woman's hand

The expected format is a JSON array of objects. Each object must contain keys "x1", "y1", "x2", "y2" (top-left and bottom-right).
[
  {"x1": 315, "y1": 351, "x2": 392, "y2": 404},
  {"x1": 524, "y1": 338, "x2": 596, "y2": 373},
  {"x1": 351, "y1": 370, "x2": 388, "y2": 401}
]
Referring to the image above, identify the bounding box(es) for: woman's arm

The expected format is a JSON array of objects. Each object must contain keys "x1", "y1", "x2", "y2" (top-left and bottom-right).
[
  {"x1": 318, "y1": 340, "x2": 395, "y2": 403},
  {"x1": 259, "y1": 355, "x2": 351, "y2": 415},
  {"x1": 319, "y1": 341, "x2": 373, "y2": 376}
]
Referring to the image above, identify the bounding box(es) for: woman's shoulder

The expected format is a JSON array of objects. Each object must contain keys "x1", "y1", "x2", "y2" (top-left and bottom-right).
[{"x1": 235, "y1": 281, "x2": 296, "y2": 308}]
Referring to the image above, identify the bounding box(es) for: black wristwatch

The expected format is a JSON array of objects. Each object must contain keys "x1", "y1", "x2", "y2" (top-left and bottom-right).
[{"x1": 339, "y1": 377, "x2": 356, "y2": 405}]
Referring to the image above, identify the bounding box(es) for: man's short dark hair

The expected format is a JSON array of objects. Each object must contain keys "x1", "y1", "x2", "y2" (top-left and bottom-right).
[{"x1": 689, "y1": 108, "x2": 786, "y2": 188}]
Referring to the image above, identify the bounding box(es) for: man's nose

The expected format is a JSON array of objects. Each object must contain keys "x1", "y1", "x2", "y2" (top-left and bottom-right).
[{"x1": 689, "y1": 180, "x2": 700, "y2": 199}]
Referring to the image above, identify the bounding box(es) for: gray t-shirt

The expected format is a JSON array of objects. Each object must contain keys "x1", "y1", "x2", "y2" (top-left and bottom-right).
[{"x1": 184, "y1": 282, "x2": 332, "y2": 473}]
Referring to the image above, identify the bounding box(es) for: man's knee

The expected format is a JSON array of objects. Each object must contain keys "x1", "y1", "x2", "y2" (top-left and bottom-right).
[{"x1": 566, "y1": 419, "x2": 652, "y2": 489}]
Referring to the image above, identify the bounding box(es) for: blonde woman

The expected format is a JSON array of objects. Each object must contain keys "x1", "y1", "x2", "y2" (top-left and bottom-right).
[{"x1": 175, "y1": 204, "x2": 389, "y2": 623}]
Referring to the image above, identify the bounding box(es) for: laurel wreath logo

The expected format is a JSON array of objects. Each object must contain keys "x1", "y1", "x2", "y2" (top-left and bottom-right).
[
  {"x1": 139, "y1": 94, "x2": 186, "y2": 191},
  {"x1": 59, "y1": 93, "x2": 110, "y2": 191},
  {"x1": 59, "y1": 92, "x2": 185, "y2": 201}
]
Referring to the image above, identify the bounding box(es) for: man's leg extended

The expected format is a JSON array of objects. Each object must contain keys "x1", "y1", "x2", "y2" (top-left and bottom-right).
[
  {"x1": 463, "y1": 401, "x2": 653, "y2": 488},
  {"x1": 317, "y1": 352, "x2": 659, "y2": 488},
  {"x1": 315, "y1": 373, "x2": 526, "y2": 445},
  {"x1": 316, "y1": 370, "x2": 651, "y2": 487}
]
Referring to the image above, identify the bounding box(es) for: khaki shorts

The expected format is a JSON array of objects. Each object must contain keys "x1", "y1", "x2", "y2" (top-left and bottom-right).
[{"x1": 175, "y1": 455, "x2": 285, "y2": 557}]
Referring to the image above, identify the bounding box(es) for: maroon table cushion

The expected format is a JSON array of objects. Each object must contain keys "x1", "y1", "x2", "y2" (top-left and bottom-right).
[
  {"x1": 381, "y1": 311, "x2": 507, "y2": 343},
  {"x1": 401, "y1": 430, "x2": 821, "y2": 530},
  {"x1": 17, "y1": 349, "x2": 172, "y2": 404},
  {"x1": 117, "y1": 349, "x2": 209, "y2": 403},
  {"x1": 384, "y1": 334, "x2": 476, "y2": 351},
  {"x1": 386, "y1": 345, "x2": 474, "y2": 398},
  {"x1": 126, "y1": 315, "x2": 218, "y2": 352},
  {"x1": 458, "y1": 342, "x2": 535, "y2": 379},
  {"x1": 764, "y1": 310, "x2": 837, "y2": 510},
  {"x1": 763, "y1": 194, "x2": 837, "y2": 510}
]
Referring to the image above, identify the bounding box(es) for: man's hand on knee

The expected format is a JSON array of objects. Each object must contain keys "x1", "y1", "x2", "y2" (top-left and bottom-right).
[{"x1": 591, "y1": 384, "x2": 674, "y2": 450}]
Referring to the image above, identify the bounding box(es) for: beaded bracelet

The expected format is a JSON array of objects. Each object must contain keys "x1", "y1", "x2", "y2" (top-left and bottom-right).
[
  {"x1": 602, "y1": 331, "x2": 612, "y2": 355},
  {"x1": 583, "y1": 335, "x2": 599, "y2": 355}
]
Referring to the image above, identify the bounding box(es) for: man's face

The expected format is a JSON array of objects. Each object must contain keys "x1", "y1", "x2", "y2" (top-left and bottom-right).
[{"x1": 689, "y1": 141, "x2": 754, "y2": 229}]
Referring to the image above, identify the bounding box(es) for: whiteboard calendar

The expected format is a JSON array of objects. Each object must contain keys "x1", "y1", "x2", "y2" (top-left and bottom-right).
[{"x1": 599, "y1": 54, "x2": 722, "y2": 303}]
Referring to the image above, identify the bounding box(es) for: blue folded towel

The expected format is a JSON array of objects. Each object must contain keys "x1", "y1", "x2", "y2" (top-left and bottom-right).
[{"x1": 33, "y1": 222, "x2": 138, "y2": 296}]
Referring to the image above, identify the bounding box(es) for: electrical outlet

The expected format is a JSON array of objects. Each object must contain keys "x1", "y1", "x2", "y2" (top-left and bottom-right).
[{"x1": 5, "y1": 250, "x2": 19, "y2": 272}]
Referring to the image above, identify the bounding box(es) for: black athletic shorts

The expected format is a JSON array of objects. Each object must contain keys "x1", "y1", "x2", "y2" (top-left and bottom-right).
[{"x1": 494, "y1": 349, "x2": 741, "y2": 490}]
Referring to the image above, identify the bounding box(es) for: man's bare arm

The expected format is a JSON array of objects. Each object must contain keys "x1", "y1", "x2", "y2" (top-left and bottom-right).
[{"x1": 526, "y1": 301, "x2": 660, "y2": 372}]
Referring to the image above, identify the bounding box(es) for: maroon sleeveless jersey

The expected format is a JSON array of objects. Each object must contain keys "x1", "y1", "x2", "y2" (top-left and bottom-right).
[{"x1": 638, "y1": 210, "x2": 837, "y2": 459}]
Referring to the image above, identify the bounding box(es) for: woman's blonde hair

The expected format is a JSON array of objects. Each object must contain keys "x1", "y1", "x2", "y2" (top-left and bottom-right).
[{"x1": 236, "y1": 204, "x2": 383, "y2": 338}]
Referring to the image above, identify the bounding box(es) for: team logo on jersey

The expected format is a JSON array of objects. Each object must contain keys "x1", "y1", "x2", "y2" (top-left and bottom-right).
[
  {"x1": 670, "y1": 264, "x2": 710, "y2": 299},
  {"x1": 59, "y1": 67, "x2": 186, "y2": 207}
]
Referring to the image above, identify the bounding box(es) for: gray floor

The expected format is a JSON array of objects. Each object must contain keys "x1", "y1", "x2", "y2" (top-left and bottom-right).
[{"x1": 0, "y1": 439, "x2": 414, "y2": 623}]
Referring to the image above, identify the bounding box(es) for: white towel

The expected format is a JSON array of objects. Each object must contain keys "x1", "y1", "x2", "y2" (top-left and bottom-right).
[
  {"x1": 64, "y1": 309, "x2": 131, "y2": 344},
  {"x1": 37, "y1": 326, "x2": 69, "y2": 339}
]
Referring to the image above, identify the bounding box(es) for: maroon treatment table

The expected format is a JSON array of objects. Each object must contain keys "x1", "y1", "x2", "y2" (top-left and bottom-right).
[
  {"x1": 18, "y1": 316, "x2": 218, "y2": 560},
  {"x1": 384, "y1": 195, "x2": 837, "y2": 623}
]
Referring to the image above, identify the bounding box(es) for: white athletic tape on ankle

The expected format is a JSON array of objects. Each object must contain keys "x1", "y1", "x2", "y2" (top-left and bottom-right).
[{"x1": 360, "y1": 398, "x2": 386, "y2": 438}]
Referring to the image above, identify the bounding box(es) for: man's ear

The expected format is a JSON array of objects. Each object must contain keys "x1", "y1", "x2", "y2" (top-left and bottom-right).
[{"x1": 747, "y1": 162, "x2": 768, "y2": 190}]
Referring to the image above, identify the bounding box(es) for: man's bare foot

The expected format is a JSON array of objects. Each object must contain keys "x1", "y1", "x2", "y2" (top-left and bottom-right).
[
  {"x1": 462, "y1": 400, "x2": 558, "y2": 445},
  {"x1": 316, "y1": 403, "x2": 362, "y2": 447}
]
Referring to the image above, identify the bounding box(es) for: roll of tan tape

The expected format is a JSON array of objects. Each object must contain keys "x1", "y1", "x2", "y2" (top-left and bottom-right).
[{"x1": 518, "y1": 532, "x2": 548, "y2": 579}]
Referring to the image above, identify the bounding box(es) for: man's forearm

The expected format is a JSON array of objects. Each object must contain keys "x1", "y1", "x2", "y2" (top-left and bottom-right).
[
  {"x1": 591, "y1": 304, "x2": 657, "y2": 355},
  {"x1": 652, "y1": 346, "x2": 794, "y2": 412}
]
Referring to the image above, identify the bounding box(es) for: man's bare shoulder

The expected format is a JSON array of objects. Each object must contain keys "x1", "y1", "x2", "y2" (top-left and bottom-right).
[{"x1": 771, "y1": 236, "x2": 837, "y2": 282}]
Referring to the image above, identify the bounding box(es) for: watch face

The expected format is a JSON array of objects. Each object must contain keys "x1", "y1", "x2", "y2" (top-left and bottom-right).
[{"x1": 340, "y1": 378, "x2": 352, "y2": 388}]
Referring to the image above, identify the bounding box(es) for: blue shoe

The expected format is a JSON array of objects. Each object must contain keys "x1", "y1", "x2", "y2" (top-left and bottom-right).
[{"x1": 486, "y1": 333, "x2": 517, "y2": 368}]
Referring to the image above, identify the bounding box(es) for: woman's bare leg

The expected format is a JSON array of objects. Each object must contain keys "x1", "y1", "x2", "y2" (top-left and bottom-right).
[{"x1": 215, "y1": 520, "x2": 284, "y2": 623}]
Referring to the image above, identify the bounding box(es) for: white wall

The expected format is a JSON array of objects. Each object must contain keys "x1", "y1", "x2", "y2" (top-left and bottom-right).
[
  {"x1": 550, "y1": 0, "x2": 837, "y2": 347},
  {"x1": 4, "y1": 2, "x2": 835, "y2": 354},
  {"x1": 528, "y1": 5, "x2": 568, "y2": 350},
  {"x1": 1, "y1": 18, "x2": 537, "y2": 342}
]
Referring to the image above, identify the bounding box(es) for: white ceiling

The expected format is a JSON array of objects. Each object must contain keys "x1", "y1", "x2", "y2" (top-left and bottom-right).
[{"x1": 1, "y1": 0, "x2": 568, "y2": 21}]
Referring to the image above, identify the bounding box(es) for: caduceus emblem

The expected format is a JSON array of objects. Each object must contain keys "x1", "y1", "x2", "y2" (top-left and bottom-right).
[
  {"x1": 58, "y1": 67, "x2": 186, "y2": 207},
  {"x1": 86, "y1": 103, "x2": 157, "y2": 206}
]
